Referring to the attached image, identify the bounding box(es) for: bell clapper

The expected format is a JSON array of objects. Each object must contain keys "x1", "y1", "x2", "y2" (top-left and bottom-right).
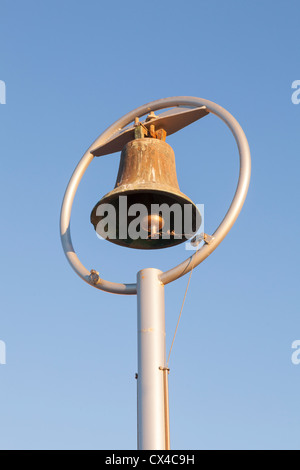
[{"x1": 141, "y1": 213, "x2": 165, "y2": 239}]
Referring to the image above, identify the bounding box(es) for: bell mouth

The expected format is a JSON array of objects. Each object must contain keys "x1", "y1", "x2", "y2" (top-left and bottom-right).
[{"x1": 90, "y1": 189, "x2": 201, "y2": 250}]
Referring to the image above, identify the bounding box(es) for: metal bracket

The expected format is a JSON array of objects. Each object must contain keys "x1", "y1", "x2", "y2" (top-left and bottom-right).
[
  {"x1": 134, "y1": 116, "x2": 167, "y2": 141},
  {"x1": 134, "y1": 122, "x2": 148, "y2": 139},
  {"x1": 89, "y1": 269, "x2": 100, "y2": 285},
  {"x1": 159, "y1": 366, "x2": 170, "y2": 373},
  {"x1": 190, "y1": 233, "x2": 215, "y2": 247},
  {"x1": 91, "y1": 105, "x2": 209, "y2": 157}
]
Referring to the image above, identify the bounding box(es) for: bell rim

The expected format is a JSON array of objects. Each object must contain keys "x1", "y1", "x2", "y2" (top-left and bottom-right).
[
  {"x1": 91, "y1": 187, "x2": 200, "y2": 225},
  {"x1": 91, "y1": 185, "x2": 198, "y2": 211},
  {"x1": 90, "y1": 188, "x2": 201, "y2": 250}
]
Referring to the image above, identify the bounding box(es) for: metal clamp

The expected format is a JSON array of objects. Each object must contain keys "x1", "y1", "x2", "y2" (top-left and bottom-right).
[
  {"x1": 191, "y1": 233, "x2": 215, "y2": 247},
  {"x1": 89, "y1": 269, "x2": 100, "y2": 285}
]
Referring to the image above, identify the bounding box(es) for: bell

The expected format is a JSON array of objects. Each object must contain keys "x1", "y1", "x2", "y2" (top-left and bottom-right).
[{"x1": 90, "y1": 137, "x2": 201, "y2": 249}]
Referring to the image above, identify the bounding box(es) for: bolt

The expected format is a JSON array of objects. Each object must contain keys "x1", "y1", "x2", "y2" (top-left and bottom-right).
[
  {"x1": 146, "y1": 111, "x2": 158, "y2": 121},
  {"x1": 89, "y1": 269, "x2": 100, "y2": 285}
]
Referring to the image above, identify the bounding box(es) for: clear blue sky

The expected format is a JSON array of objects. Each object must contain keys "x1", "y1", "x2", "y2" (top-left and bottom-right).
[{"x1": 0, "y1": 0, "x2": 299, "y2": 450}]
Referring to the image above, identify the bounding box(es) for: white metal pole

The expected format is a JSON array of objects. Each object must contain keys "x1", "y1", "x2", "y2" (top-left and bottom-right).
[{"x1": 137, "y1": 268, "x2": 167, "y2": 450}]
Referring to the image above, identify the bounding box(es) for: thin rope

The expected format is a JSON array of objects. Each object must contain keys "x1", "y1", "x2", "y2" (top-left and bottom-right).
[{"x1": 166, "y1": 248, "x2": 198, "y2": 367}]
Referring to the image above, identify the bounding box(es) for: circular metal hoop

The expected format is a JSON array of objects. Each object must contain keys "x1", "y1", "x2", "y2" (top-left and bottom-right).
[{"x1": 60, "y1": 96, "x2": 251, "y2": 295}]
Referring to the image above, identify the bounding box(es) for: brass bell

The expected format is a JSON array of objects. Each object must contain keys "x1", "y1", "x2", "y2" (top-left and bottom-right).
[{"x1": 91, "y1": 134, "x2": 201, "y2": 249}]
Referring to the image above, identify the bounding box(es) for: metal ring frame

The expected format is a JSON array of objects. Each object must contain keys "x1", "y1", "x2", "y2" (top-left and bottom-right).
[{"x1": 60, "y1": 96, "x2": 251, "y2": 295}]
